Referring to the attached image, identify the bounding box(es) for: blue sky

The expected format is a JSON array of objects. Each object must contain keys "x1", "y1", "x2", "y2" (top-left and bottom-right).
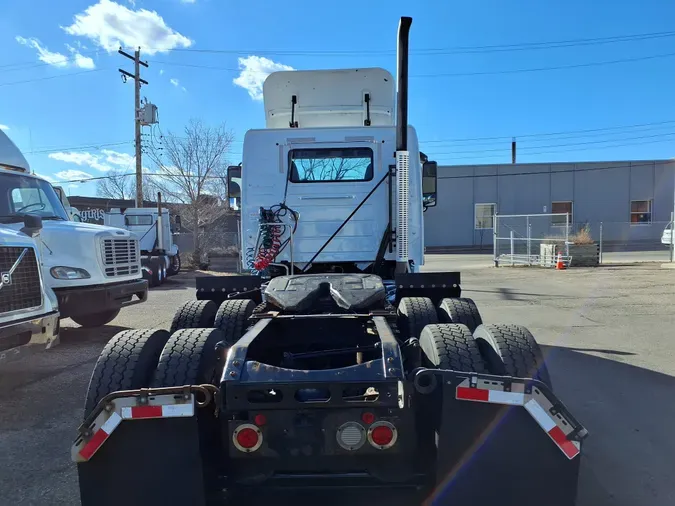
[{"x1": 1, "y1": 0, "x2": 674, "y2": 197}]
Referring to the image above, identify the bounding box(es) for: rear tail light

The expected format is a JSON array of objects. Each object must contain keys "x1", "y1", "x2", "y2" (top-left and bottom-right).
[
  {"x1": 233, "y1": 423, "x2": 263, "y2": 452},
  {"x1": 367, "y1": 421, "x2": 397, "y2": 450},
  {"x1": 336, "y1": 422, "x2": 366, "y2": 451}
]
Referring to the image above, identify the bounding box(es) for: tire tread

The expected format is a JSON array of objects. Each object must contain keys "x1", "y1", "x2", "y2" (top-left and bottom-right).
[{"x1": 420, "y1": 323, "x2": 487, "y2": 373}]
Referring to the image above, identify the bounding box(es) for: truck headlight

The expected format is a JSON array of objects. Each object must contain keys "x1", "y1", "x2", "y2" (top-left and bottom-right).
[{"x1": 50, "y1": 266, "x2": 91, "y2": 280}]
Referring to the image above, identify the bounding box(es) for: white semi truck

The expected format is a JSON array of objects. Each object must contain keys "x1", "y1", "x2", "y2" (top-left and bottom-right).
[
  {"x1": 0, "y1": 130, "x2": 147, "y2": 328},
  {"x1": 73, "y1": 16, "x2": 586, "y2": 506},
  {"x1": 103, "y1": 197, "x2": 182, "y2": 287},
  {"x1": 0, "y1": 217, "x2": 60, "y2": 362}
]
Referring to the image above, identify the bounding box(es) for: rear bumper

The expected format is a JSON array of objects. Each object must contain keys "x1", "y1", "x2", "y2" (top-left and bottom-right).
[
  {"x1": 0, "y1": 310, "x2": 60, "y2": 363},
  {"x1": 54, "y1": 279, "x2": 148, "y2": 318}
]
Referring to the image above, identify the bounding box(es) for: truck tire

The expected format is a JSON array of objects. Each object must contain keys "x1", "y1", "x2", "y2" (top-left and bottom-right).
[
  {"x1": 83, "y1": 328, "x2": 171, "y2": 418},
  {"x1": 152, "y1": 328, "x2": 226, "y2": 387},
  {"x1": 473, "y1": 324, "x2": 553, "y2": 389},
  {"x1": 71, "y1": 309, "x2": 121, "y2": 328},
  {"x1": 397, "y1": 296, "x2": 438, "y2": 339},
  {"x1": 437, "y1": 297, "x2": 483, "y2": 333},
  {"x1": 170, "y1": 300, "x2": 219, "y2": 333},
  {"x1": 168, "y1": 253, "x2": 181, "y2": 276},
  {"x1": 150, "y1": 258, "x2": 161, "y2": 287},
  {"x1": 214, "y1": 299, "x2": 255, "y2": 345},
  {"x1": 419, "y1": 323, "x2": 487, "y2": 373}
]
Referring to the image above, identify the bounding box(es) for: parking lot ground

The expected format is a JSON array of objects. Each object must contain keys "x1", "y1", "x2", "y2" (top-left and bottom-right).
[{"x1": 1, "y1": 261, "x2": 675, "y2": 505}]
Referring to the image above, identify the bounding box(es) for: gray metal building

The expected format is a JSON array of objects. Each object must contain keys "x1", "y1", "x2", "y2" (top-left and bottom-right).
[{"x1": 424, "y1": 159, "x2": 675, "y2": 248}]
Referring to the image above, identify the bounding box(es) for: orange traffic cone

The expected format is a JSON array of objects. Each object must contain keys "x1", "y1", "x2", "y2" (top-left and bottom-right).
[{"x1": 556, "y1": 252, "x2": 565, "y2": 270}]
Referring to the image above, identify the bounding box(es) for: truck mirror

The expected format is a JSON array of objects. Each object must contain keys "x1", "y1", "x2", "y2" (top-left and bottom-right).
[
  {"x1": 20, "y1": 214, "x2": 43, "y2": 237},
  {"x1": 174, "y1": 215, "x2": 182, "y2": 232},
  {"x1": 227, "y1": 165, "x2": 242, "y2": 200},
  {"x1": 422, "y1": 160, "x2": 437, "y2": 208}
]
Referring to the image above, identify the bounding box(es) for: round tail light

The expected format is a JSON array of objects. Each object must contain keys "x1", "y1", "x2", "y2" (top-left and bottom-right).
[
  {"x1": 367, "y1": 421, "x2": 397, "y2": 450},
  {"x1": 233, "y1": 423, "x2": 263, "y2": 452}
]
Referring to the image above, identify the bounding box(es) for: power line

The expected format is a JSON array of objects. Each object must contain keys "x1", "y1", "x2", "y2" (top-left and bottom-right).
[
  {"x1": 151, "y1": 30, "x2": 675, "y2": 56},
  {"x1": 432, "y1": 131, "x2": 675, "y2": 156},
  {"x1": 148, "y1": 51, "x2": 675, "y2": 79},
  {"x1": 0, "y1": 68, "x2": 105, "y2": 87},
  {"x1": 439, "y1": 136, "x2": 675, "y2": 161},
  {"x1": 420, "y1": 119, "x2": 675, "y2": 144},
  {"x1": 26, "y1": 141, "x2": 133, "y2": 155}
]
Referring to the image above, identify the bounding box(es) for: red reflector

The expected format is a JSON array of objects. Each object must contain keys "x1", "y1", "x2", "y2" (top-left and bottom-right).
[
  {"x1": 130, "y1": 406, "x2": 163, "y2": 419},
  {"x1": 254, "y1": 414, "x2": 267, "y2": 426},
  {"x1": 362, "y1": 412, "x2": 375, "y2": 424},
  {"x1": 370, "y1": 425, "x2": 393, "y2": 446},
  {"x1": 456, "y1": 386, "x2": 490, "y2": 402},
  {"x1": 236, "y1": 428, "x2": 260, "y2": 449}
]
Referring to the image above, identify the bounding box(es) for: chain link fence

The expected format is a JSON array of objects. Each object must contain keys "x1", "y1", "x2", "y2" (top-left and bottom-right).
[{"x1": 494, "y1": 213, "x2": 675, "y2": 266}]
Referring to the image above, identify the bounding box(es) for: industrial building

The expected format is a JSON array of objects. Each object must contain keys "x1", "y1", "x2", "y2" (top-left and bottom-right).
[{"x1": 424, "y1": 159, "x2": 675, "y2": 249}]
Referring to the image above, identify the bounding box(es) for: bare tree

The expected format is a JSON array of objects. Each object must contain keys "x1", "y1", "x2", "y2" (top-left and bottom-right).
[
  {"x1": 146, "y1": 119, "x2": 234, "y2": 264},
  {"x1": 96, "y1": 170, "x2": 154, "y2": 202}
]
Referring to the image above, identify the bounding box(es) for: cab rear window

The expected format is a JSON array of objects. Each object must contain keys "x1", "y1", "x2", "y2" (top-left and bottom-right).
[{"x1": 289, "y1": 147, "x2": 373, "y2": 183}]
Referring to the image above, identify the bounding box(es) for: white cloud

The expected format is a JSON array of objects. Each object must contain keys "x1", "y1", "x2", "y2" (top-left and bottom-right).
[
  {"x1": 233, "y1": 55, "x2": 294, "y2": 101},
  {"x1": 101, "y1": 149, "x2": 134, "y2": 167},
  {"x1": 54, "y1": 169, "x2": 94, "y2": 181},
  {"x1": 62, "y1": 0, "x2": 193, "y2": 55},
  {"x1": 170, "y1": 78, "x2": 179, "y2": 86},
  {"x1": 0, "y1": 125, "x2": 9, "y2": 131},
  {"x1": 48, "y1": 151, "x2": 113, "y2": 172},
  {"x1": 65, "y1": 44, "x2": 96, "y2": 69},
  {"x1": 181, "y1": 0, "x2": 197, "y2": 3},
  {"x1": 16, "y1": 36, "x2": 95, "y2": 69},
  {"x1": 16, "y1": 36, "x2": 68, "y2": 67},
  {"x1": 159, "y1": 69, "x2": 164, "y2": 75}
]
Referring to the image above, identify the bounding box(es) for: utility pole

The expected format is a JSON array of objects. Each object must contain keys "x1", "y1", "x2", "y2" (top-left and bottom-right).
[{"x1": 118, "y1": 48, "x2": 148, "y2": 208}]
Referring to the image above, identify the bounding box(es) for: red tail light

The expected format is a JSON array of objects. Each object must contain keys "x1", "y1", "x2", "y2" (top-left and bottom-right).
[
  {"x1": 233, "y1": 424, "x2": 263, "y2": 452},
  {"x1": 367, "y1": 421, "x2": 397, "y2": 450}
]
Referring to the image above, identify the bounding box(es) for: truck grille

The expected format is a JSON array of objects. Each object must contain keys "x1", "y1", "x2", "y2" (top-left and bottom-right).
[
  {"x1": 0, "y1": 247, "x2": 42, "y2": 313},
  {"x1": 101, "y1": 238, "x2": 140, "y2": 277}
]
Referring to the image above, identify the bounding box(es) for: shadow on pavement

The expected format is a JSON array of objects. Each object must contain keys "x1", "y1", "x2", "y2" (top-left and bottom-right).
[
  {"x1": 542, "y1": 345, "x2": 675, "y2": 506},
  {"x1": 60, "y1": 325, "x2": 129, "y2": 345}
]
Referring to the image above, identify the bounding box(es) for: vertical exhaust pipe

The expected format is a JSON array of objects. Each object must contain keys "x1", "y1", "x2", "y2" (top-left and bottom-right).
[
  {"x1": 396, "y1": 16, "x2": 412, "y2": 151},
  {"x1": 395, "y1": 16, "x2": 412, "y2": 274}
]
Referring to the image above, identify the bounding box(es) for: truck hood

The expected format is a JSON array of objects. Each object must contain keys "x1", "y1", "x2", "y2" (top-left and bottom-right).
[
  {"x1": 4, "y1": 220, "x2": 140, "y2": 288},
  {"x1": 0, "y1": 226, "x2": 36, "y2": 246}
]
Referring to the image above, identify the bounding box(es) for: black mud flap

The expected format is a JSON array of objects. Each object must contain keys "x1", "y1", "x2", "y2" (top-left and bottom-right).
[
  {"x1": 428, "y1": 376, "x2": 582, "y2": 506},
  {"x1": 395, "y1": 272, "x2": 461, "y2": 305},
  {"x1": 196, "y1": 274, "x2": 263, "y2": 305},
  {"x1": 77, "y1": 417, "x2": 208, "y2": 506}
]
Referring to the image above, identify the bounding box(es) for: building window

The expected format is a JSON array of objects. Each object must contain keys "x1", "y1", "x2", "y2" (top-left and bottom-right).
[
  {"x1": 551, "y1": 201, "x2": 573, "y2": 226},
  {"x1": 630, "y1": 200, "x2": 652, "y2": 224},
  {"x1": 475, "y1": 203, "x2": 496, "y2": 229}
]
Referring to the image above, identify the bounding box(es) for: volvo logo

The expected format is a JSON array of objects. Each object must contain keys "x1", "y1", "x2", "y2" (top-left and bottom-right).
[{"x1": 0, "y1": 248, "x2": 29, "y2": 290}]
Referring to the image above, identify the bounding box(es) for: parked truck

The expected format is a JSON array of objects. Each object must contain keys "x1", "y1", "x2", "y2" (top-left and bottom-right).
[
  {"x1": 0, "y1": 216, "x2": 60, "y2": 363},
  {"x1": 103, "y1": 196, "x2": 182, "y2": 287},
  {"x1": 0, "y1": 130, "x2": 148, "y2": 328},
  {"x1": 73, "y1": 17, "x2": 587, "y2": 506}
]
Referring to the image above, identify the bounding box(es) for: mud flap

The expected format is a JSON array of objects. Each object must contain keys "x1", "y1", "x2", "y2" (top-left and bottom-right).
[
  {"x1": 77, "y1": 417, "x2": 208, "y2": 506},
  {"x1": 430, "y1": 377, "x2": 582, "y2": 506}
]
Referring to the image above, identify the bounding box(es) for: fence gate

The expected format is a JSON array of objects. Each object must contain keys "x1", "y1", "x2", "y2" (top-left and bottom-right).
[{"x1": 493, "y1": 213, "x2": 571, "y2": 267}]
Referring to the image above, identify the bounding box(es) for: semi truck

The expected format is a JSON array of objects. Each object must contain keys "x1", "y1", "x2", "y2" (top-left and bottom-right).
[
  {"x1": 0, "y1": 130, "x2": 148, "y2": 328},
  {"x1": 103, "y1": 196, "x2": 182, "y2": 287},
  {"x1": 0, "y1": 217, "x2": 60, "y2": 363},
  {"x1": 73, "y1": 17, "x2": 587, "y2": 506}
]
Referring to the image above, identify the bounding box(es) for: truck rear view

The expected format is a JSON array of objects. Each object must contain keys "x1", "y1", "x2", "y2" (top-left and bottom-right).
[{"x1": 72, "y1": 16, "x2": 586, "y2": 506}]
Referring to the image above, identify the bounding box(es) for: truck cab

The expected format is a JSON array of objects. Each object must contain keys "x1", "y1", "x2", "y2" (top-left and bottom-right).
[
  {"x1": 0, "y1": 130, "x2": 147, "y2": 328},
  {"x1": 230, "y1": 67, "x2": 438, "y2": 279}
]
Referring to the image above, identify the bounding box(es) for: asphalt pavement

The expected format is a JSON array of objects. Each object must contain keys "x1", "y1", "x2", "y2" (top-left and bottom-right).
[{"x1": 1, "y1": 261, "x2": 674, "y2": 505}]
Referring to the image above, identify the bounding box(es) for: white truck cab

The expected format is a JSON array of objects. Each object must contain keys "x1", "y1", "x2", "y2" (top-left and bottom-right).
[
  {"x1": 104, "y1": 204, "x2": 182, "y2": 286},
  {"x1": 228, "y1": 66, "x2": 438, "y2": 279},
  {"x1": 0, "y1": 219, "x2": 60, "y2": 362},
  {"x1": 0, "y1": 130, "x2": 147, "y2": 328}
]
